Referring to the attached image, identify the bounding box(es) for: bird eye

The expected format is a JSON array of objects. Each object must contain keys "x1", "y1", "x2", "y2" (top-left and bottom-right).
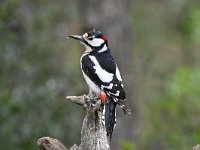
[{"x1": 88, "y1": 37, "x2": 93, "y2": 40}]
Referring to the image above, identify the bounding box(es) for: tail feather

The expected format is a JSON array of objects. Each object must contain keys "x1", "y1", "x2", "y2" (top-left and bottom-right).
[
  {"x1": 117, "y1": 99, "x2": 131, "y2": 115},
  {"x1": 103, "y1": 98, "x2": 131, "y2": 139},
  {"x1": 105, "y1": 98, "x2": 116, "y2": 139}
]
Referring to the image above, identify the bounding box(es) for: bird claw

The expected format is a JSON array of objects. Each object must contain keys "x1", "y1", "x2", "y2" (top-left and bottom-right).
[
  {"x1": 83, "y1": 94, "x2": 102, "y2": 112},
  {"x1": 91, "y1": 100, "x2": 102, "y2": 112}
]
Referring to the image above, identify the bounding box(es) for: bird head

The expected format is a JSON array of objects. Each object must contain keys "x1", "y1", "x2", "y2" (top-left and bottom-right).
[{"x1": 68, "y1": 29, "x2": 107, "y2": 51}]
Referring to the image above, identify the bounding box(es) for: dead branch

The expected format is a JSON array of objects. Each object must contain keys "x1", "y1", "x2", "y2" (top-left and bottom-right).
[
  {"x1": 37, "y1": 137, "x2": 68, "y2": 150},
  {"x1": 193, "y1": 144, "x2": 200, "y2": 150},
  {"x1": 37, "y1": 95, "x2": 110, "y2": 150}
]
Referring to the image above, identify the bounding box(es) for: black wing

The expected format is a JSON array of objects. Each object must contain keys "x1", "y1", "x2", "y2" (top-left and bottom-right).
[
  {"x1": 81, "y1": 52, "x2": 126, "y2": 100},
  {"x1": 81, "y1": 54, "x2": 104, "y2": 86}
]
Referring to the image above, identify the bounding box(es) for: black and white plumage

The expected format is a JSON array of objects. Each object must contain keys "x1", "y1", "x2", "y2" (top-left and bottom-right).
[{"x1": 69, "y1": 29, "x2": 130, "y2": 138}]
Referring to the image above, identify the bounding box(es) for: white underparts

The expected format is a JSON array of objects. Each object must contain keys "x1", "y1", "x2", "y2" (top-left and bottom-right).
[{"x1": 82, "y1": 71, "x2": 101, "y2": 94}]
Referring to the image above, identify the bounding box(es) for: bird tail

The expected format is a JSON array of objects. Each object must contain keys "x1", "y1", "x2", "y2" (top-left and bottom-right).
[
  {"x1": 104, "y1": 98, "x2": 117, "y2": 139},
  {"x1": 117, "y1": 99, "x2": 131, "y2": 115}
]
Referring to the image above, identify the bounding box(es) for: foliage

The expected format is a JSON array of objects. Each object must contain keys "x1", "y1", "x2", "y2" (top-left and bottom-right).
[
  {"x1": 120, "y1": 140, "x2": 135, "y2": 150},
  {"x1": 185, "y1": 7, "x2": 200, "y2": 43},
  {"x1": 0, "y1": 0, "x2": 84, "y2": 150},
  {"x1": 138, "y1": 66, "x2": 200, "y2": 150}
]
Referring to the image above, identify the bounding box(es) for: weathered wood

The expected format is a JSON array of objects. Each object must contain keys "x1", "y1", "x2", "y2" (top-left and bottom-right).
[
  {"x1": 193, "y1": 144, "x2": 200, "y2": 150},
  {"x1": 37, "y1": 95, "x2": 199, "y2": 150},
  {"x1": 38, "y1": 95, "x2": 110, "y2": 150},
  {"x1": 37, "y1": 137, "x2": 68, "y2": 150},
  {"x1": 66, "y1": 95, "x2": 86, "y2": 106}
]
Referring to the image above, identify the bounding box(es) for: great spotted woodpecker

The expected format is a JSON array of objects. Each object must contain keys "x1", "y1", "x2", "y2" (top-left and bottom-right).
[{"x1": 69, "y1": 29, "x2": 130, "y2": 138}]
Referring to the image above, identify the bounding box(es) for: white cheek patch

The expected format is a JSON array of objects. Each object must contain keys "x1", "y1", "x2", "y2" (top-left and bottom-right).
[
  {"x1": 89, "y1": 56, "x2": 114, "y2": 83},
  {"x1": 87, "y1": 38, "x2": 104, "y2": 47}
]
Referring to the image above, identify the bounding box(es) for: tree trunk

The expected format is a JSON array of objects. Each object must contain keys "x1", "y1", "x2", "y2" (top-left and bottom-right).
[{"x1": 38, "y1": 95, "x2": 110, "y2": 150}]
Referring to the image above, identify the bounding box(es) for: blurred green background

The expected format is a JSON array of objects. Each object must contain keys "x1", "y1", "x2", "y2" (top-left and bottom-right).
[{"x1": 0, "y1": 0, "x2": 200, "y2": 150}]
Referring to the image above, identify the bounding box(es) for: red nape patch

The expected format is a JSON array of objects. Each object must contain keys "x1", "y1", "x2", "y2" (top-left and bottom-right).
[{"x1": 101, "y1": 35, "x2": 107, "y2": 41}]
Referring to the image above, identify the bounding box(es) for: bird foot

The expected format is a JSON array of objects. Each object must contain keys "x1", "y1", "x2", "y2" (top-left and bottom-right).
[
  {"x1": 84, "y1": 93, "x2": 104, "y2": 112},
  {"x1": 90, "y1": 93, "x2": 106, "y2": 112},
  {"x1": 83, "y1": 91, "x2": 106, "y2": 112},
  {"x1": 91, "y1": 100, "x2": 102, "y2": 112}
]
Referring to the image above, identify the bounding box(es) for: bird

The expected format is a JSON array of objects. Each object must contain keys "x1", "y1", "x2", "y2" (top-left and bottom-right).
[{"x1": 68, "y1": 29, "x2": 130, "y2": 139}]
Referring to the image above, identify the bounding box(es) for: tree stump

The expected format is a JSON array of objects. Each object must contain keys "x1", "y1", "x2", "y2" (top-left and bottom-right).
[{"x1": 37, "y1": 95, "x2": 110, "y2": 150}]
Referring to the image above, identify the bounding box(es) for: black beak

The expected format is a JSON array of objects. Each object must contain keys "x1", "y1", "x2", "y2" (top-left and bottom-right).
[{"x1": 68, "y1": 35, "x2": 85, "y2": 43}]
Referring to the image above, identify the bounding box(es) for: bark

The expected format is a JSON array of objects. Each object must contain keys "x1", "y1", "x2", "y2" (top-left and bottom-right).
[
  {"x1": 193, "y1": 145, "x2": 200, "y2": 150},
  {"x1": 37, "y1": 96, "x2": 199, "y2": 150},
  {"x1": 37, "y1": 95, "x2": 110, "y2": 150}
]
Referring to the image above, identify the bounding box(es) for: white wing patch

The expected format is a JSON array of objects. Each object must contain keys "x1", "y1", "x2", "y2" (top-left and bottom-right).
[
  {"x1": 89, "y1": 56, "x2": 114, "y2": 83},
  {"x1": 116, "y1": 66, "x2": 122, "y2": 81}
]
